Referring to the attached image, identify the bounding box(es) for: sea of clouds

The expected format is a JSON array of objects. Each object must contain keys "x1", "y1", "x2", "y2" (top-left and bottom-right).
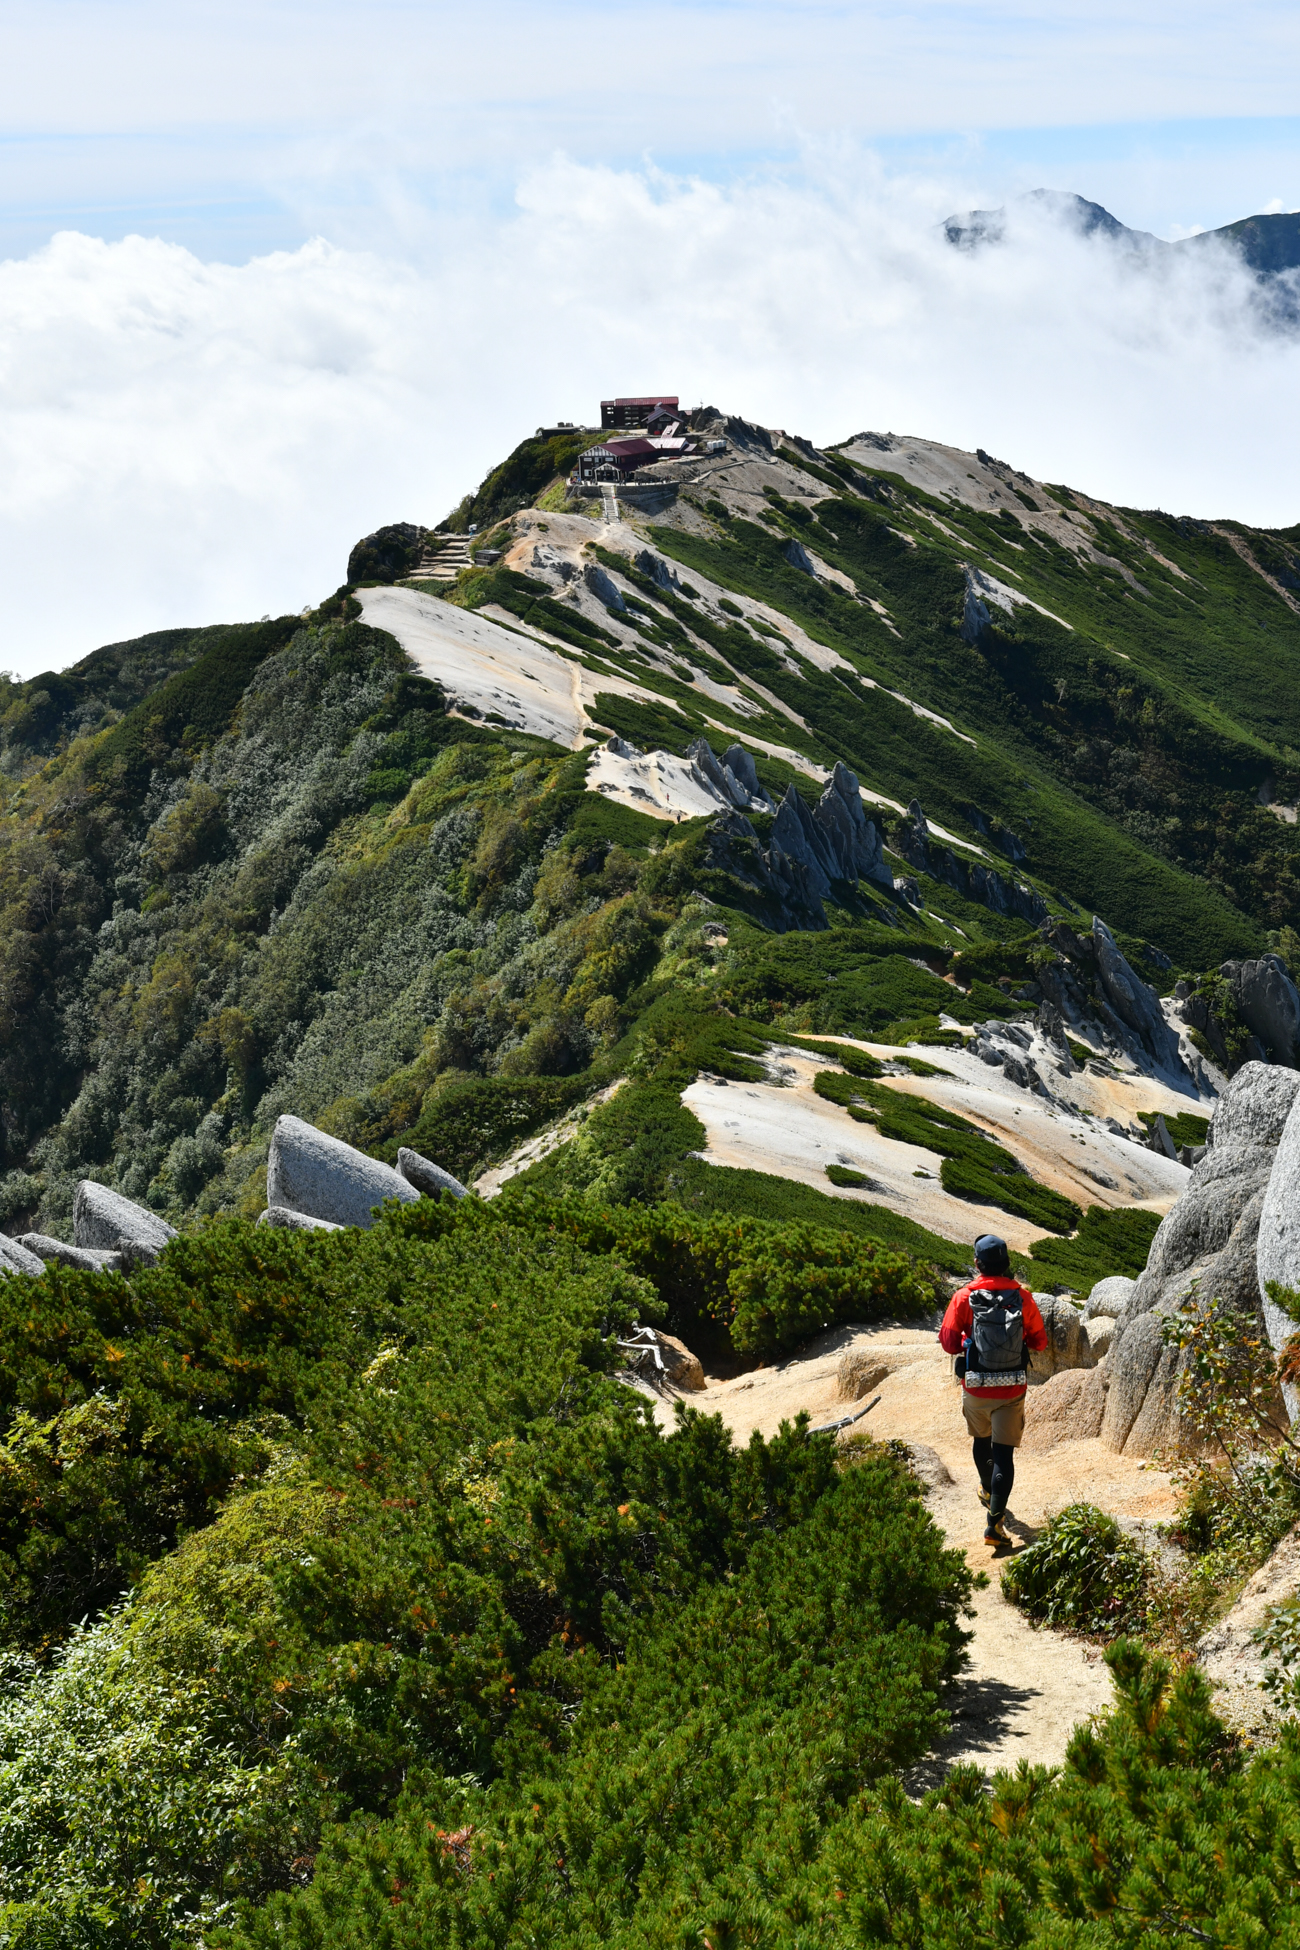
[{"x1": 2, "y1": 150, "x2": 1298, "y2": 677}]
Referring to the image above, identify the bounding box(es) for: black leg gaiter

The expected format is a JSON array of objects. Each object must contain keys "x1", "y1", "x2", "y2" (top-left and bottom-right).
[
  {"x1": 972, "y1": 1435, "x2": 993, "y2": 1493},
  {"x1": 989, "y1": 1442, "x2": 1015, "y2": 1520}
]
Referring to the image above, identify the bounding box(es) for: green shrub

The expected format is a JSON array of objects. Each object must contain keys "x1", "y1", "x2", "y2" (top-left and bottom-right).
[
  {"x1": 816, "y1": 1642, "x2": 1260, "y2": 1948},
  {"x1": 1022, "y1": 1202, "x2": 1162, "y2": 1295},
  {"x1": 1139, "y1": 1106, "x2": 1210, "y2": 1148},
  {"x1": 221, "y1": 1447, "x2": 973, "y2": 1950},
  {"x1": 380, "y1": 1072, "x2": 603, "y2": 1184},
  {"x1": 667, "y1": 1159, "x2": 973, "y2": 1273},
  {"x1": 826, "y1": 1163, "x2": 871, "y2": 1186},
  {"x1": 85, "y1": 615, "x2": 305, "y2": 802},
  {"x1": 0, "y1": 1206, "x2": 974, "y2": 1947},
  {"x1": 499, "y1": 1189, "x2": 938, "y2": 1358},
  {"x1": 875, "y1": 1014, "x2": 964, "y2": 1048},
  {"x1": 778, "y1": 1034, "x2": 885, "y2": 1076},
  {"x1": 1002, "y1": 1502, "x2": 1149, "y2": 1633},
  {"x1": 949, "y1": 933, "x2": 1040, "y2": 988},
  {"x1": 444, "y1": 430, "x2": 606, "y2": 531}
]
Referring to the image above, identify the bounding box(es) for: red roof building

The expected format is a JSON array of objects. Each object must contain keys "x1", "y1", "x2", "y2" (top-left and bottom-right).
[{"x1": 577, "y1": 427, "x2": 696, "y2": 483}]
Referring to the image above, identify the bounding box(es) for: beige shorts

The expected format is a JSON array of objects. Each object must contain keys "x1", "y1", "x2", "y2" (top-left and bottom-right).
[{"x1": 961, "y1": 1389, "x2": 1026, "y2": 1447}]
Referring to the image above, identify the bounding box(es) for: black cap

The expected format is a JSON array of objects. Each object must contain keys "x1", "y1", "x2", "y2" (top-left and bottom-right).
[{"x1": 974, "y1": 1234, "x2": 1010, "y2": 1273}]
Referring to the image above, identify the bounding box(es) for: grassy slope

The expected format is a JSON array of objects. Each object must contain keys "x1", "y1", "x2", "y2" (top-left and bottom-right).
[{"x1": 642, "y1": 507, "x2": 1271, "y2": 962}]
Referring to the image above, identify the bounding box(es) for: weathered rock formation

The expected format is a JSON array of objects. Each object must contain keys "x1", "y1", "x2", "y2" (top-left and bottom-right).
[
  {"x1": 701, "y1": 762, "x2": 892, "y2": 929},
  {"x1": 619, "y1": 1324, "x2": 705, "y2": 1392},
  {"x1": 258, "y1": 1205, "x2": 343, "y2": 1232},
  {"x1": 397, "y1": 1147, "x2": 470, "y2": 1200},
  {"x1": 346, "y1": 521, "x2": 426, "y2": 585},
  {"x1": 1254, "y1": 1081, "x2": 1300, "y2": 1414},
  {"x1": 266, "y1": 1115, "x2": 420, "y2": 1231},
  {"x1": 1197, "y1": 1524, "x2": 1300, "y2": 1732},
  {"x1": 74, "y1": 1182, "x2": 178, "y2": 1268},
  {"x1": 892, "y1": 801, "x2": 1048, "y2": 926},
  {"x1": 1223, "y1": 953, "x2": 1300, "y2": 1066},
  {"x1": 633, "y1": 547, "x2": 684, "y2": 593},
  {"x1": 1029, "y1": 1294, "x2": 1095, "y2": 1380},
  {"x1": 781, "y1": 536, "x2": 817, "y2": 575},
  {"x1": 898, "y1": 1441, "x2": 954, "y2": 1490},
  {"x1": 1034, "y1": 917, "x2": 1202, "y2": 1086},
  {"x1": 0, "y1": 1233, "x2": 46, "y2": 1278},
  {"x1": 1091, "y1": 918, "x2": 1186, "y2": 1076},
  {"x1": 19, "y1": 1232, "x2": 123, "y2": 1272},
  {"x1": 583, "y1": 562, "x2": 626, "y2": 611},
  {"x1": 1021, "y1": 1367, "x2": 1107, "y2": 1450},
  {"x1": 1084, "y1": 1274, "x2": 1136, "y2": 1320},
  {"x1": 959, "y1": 567, "x2": 994, "y2": 644},
  {"x1": 686, "y1": 738, "x2": 773, "y2": 816},
  {"x1": 1101, "y1": 1062, "x2": 1300, "y2": 1456},
  {"x1": 1085, "y1": 1316, "x2": 1117, "y2": 1358},
  {"x1": 836, "y1": 1352, "x2": 891, "y2": 1401},
  {"x1": 2, "y1": 1126, "x2": 469, "y2": 1274}
]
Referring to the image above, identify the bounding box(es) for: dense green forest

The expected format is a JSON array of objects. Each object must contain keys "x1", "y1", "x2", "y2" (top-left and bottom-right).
[{"x1": 3, "y1": 413, "x2": 1300, "y2": 1940}]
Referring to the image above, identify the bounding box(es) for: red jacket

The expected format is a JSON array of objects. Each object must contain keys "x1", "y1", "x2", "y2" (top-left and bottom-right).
[{"x1": 939, "y1": 1276, "x2": 1048, "y2": 1400}]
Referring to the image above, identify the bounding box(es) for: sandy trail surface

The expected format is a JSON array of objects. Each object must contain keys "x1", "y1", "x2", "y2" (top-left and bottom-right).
[
  {"x1": 684, "y1": 1039, "x2": 1192, "y2": 1252},
  {"x1": 662, "y1": 1321, "x2": 1177, "y2": 1779}
]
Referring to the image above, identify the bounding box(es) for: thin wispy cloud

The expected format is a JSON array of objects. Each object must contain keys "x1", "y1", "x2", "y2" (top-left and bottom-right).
[{"x1": 1, "y1": 2, "x2": 1298, "y2": 257}]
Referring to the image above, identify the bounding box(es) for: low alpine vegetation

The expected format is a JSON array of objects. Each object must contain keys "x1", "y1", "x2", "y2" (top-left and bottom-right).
[{"x1": 0, "y1": 1206, "x2": 971, "y2": 1945}]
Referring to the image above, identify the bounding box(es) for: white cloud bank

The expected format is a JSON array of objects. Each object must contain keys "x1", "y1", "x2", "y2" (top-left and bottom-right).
[{"x1": 2, "y1": 152, "x2": 1298, "y2": 677}]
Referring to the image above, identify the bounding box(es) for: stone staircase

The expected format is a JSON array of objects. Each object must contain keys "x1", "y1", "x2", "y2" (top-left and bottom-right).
[{"x1": 412, "y1": 535, "x2": 474, "y2": 581}]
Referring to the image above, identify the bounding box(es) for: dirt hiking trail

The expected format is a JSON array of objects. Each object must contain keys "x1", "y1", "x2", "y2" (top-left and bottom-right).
[{"x1": 664, "y1": 1322, "x2": 1178, "y2": 1781}]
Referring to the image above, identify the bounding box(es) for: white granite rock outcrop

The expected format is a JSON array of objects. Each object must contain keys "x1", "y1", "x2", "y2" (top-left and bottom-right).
[
  {"x1": 1254, "y1": 1079, "x2": 1300, "y2": 1416},
  {"x1": 258, "y1": 1205, "x2": 344, "y2": 1233},
  {"x1": 0, "y1": 1234, "x2": 45, "y2": 1277},
  {"x1": 267, "y1": 1115, "x2": 420, "y2": 1231},
  {"x1": 74, "y1": 1182, "x2": 178, "y2": 1268},
  {"x1": 1100, "y1": 1062, "x2": 1300, "y2": 1456},
  {"x1": 397, "y1": 1148, "x2": 469, "y2": 1200},
  {"x1": 19, "y1": 1233, "x2": 123, "y2": 1272}
]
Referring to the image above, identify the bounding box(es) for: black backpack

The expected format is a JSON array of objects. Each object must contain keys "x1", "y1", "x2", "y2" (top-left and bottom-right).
[{"x1": 969, "y1": 1283, "x2": 1026, "y2": 1375}]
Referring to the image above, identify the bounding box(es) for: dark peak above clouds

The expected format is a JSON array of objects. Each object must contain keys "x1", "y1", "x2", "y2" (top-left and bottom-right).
[
  {"x1": 944, "y1": 189, "x2": 1300, "y2": 282},
  {"x1": 943, "y1": 189, "x2": 1159, "y2": 252}
]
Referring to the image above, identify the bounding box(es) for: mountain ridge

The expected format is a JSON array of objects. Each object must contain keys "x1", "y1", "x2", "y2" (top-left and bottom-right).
[
  {"x1": 3, "y1": 407, "x2": 1300, "y2": 1267},
  {"x1": 942, "y1": 187, "x2": 1300, "y2": 283}
]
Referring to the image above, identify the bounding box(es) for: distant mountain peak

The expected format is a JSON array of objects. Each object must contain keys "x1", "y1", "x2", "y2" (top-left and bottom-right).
[
  {"x1": 943, "y1": 190, "x2": 1156, "y2": 252},
  {"x1": 941, "y1": 190, "x2": 1300, "y2": 286}
]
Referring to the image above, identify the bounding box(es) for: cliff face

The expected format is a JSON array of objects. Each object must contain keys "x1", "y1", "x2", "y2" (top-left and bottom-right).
[{"x1": 698, "y1": 763, "x2": 893, "y2": 932}]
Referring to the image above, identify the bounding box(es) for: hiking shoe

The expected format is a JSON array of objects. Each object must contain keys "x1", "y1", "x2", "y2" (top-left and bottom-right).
[
  {"x1": 984, "y1": 1516, "x2": 1010, "y2": 1545},
  {"x1": 976, "y1": 1485, "x2": 991, "y2": 1508}
]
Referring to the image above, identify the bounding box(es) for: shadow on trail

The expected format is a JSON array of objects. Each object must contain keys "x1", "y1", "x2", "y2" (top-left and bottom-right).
[{"x1": 901, "y1": 1675, "x2": 1042, "y2": 1795}]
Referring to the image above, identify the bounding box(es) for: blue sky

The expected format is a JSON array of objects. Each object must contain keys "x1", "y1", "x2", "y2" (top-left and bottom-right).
[
  {"x1": 1, "y1": 0, "x2": 1297, "y2": 256},
  {"x1": 2, "y1": 1, "x2": 1299, "y2": 672}
]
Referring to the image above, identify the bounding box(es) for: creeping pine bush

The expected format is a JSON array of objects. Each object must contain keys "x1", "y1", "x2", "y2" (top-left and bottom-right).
[
  {"x1": 228, "y1": 1628, "x2": 1300, "y2": 1946},
  {"x1": 223, "y1": 1444, "x2": 973, "y2": 1950},
  {"x1": 822, "y1": 1641, "x2": 1295, "y2": 1949},
  {"x1": 1001, "y1": 1503, "x2": 1150, "y2": 1635},
  {"x1": 500, "y1": 1189, "x2": 939, "y2": 1357},
  {"x1": 0, "y1": 1208, "x2": 974, "y2": 1947}
]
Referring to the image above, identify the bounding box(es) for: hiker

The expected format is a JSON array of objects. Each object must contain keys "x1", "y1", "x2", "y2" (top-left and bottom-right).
[{"x1": 939, "y1": 1234, "x2": 1048, "y2": 1546}]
